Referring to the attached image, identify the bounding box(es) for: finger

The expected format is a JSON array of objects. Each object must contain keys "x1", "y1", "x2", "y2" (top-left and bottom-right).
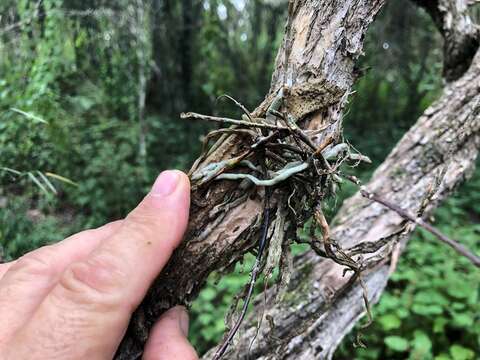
[
  {"x1": 1, "y1": 220, "x2": 122, "y2": 283},
  {"x1": 0, "y1": 261, "x2": 16, "y2": 280},
  {"x1": 143, "y1": 306, "x2": 198, "y2": 360},
  {"x1": 9, "y1": 171, "x2": 190, "y2": 358},
  {"x1": 0, "y1": 220, "x2": 122, "y2": 341}
]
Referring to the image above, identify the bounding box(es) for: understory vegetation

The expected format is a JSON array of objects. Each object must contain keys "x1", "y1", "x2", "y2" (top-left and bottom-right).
[{"x1": 1, "y1": 1, "x2": 478, "y2": 359}]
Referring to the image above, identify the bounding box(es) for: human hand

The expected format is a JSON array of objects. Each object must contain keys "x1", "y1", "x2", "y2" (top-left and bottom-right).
[{"x1": 0, "y1": 171, "x2": 198, "y2": 360}]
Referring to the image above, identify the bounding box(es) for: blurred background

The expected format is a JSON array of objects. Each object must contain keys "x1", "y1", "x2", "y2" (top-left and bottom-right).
[{"x1": 0, "y1": 1, "x2": 479, "y2": 359}]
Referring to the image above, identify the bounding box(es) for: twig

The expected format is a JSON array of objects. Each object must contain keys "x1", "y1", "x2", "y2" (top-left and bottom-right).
[
  {"x1": 217, "y1": 94, "x2": 253, "y2": 122},
  {"x1": 360, "y1": 188, "x2": 480, "y2": 268},
  {"x1": 180, "y1": 112, "x2": 289, "y2": 131}
]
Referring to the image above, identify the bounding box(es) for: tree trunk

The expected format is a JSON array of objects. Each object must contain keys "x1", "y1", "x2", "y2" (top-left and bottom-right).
[
  {"x1": 206, "y1": 47, "x2": 480, "y2": 360},
  {"x1": 115, "y1": 0, "x2": 479, "y2": 359}
]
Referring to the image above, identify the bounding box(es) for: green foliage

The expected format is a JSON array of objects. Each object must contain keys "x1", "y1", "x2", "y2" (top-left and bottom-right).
[
  {"x1": 1, "y1": 1, "x2": 479, "y2": 359},
  {"x1": 344, "y1": 1, "x2": 443, "y2": 165},
  {"x1": 190, "y1": 261, "x2": 251, "y2": 351},
  {"x1": 0, "y1": 195, "x2": 84, "y2": 260},
  {"x1": 335, "y1": 167, "x2": 480, "y2": 360}
]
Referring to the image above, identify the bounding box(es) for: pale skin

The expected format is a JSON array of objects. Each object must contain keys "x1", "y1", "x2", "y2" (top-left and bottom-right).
[{"x1": 0, "y1": 170, "x2": 198, "y2": 360}]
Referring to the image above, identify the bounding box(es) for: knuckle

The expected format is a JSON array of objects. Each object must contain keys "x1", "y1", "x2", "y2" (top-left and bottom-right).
[{"x1": 59, "y1": 253, "x2": 128, "y2": 305}]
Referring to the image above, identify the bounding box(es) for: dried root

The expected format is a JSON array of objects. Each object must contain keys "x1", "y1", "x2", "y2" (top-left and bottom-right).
[
  {"x1": 181, "y1": 90, "x2": 480, "y2": 358},
  {"x1": 182, "y1": 91, "x2": 376, "y2": 358}
]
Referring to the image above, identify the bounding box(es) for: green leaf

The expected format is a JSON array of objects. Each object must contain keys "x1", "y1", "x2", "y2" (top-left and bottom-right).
[
  {"x1": 433, "y1": 317, "x2": 448, "y2": 333},
  {"x1": 45, "y1": 172, "x2": 79, "y2": 187},
  {"x1": 412, "y1": 304, "x2": 443, "y2": 316},
  {"x1": 449, "y1": 345, "x2": 475, "y2": 360},
  {"x1": 414, "y1": 291, "x2": 448, "y2": 306},
  {"x1": 434, "y1": 354, "x2": 451, "y2": 360},
  {"x1": 411, "y1": 330, "x2": 432, "y2": 357},
  {"x1": 198, "y1": 313, "x2": 213, "y2": 326},
  {"x1": 199, "y1": 287, "x2": 216, "y2": 301},
  {"x1": 452, "y1": 313, "x2": 474, "y2": 328},
  {"x1": 27, "y1": 172, "x2": 50, "y2": 196},
  {"x1": 385, "y1": 336, "x2": 409, "y2": 352},
  {"x1": 379, "y1": 314, "x2": 401, "y2": 330},
  {"x1": 446, "y1": 282, "x2": 474, "y2": 299},
  {"x1": 396, "y1": 307, "x2": 410, "y2": 319},
  {"x1": 10, "y1": 108, "x2": 48, "y2": 124}
]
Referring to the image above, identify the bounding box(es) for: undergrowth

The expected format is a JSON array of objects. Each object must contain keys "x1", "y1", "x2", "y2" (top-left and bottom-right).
[{"x1": 190, "y1": 165, "x2": 480, "y2": 358}]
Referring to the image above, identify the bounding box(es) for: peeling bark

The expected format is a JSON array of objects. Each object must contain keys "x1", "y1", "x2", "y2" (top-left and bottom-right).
[
  {"x1": 116, "y1": 0, "x2": 480, "y2": 359},
  {"x1": 208, "y1": 49, "x2": 480, "y2": 360},
  {"x1": 116, "y1": 1, "x2": 385, "y2": 358}
]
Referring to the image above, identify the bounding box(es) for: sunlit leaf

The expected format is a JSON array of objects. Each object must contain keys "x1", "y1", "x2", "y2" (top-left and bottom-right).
[
  {"x1": 378, "y1": 314, "x2": 401, "y2": 330},
  {"x1": 384, "y1": 336, "x2": 409, "y2": 352},
  {"x1": 45, "y1": 172, "x2": 79, "y2": 187},
  {"x1": 10, "y1": 108, "x2": 48, "y2": 124},
  {"x1": 0, "y1": 167, "x2": 22, "y2": 176},
  {"x1": 36, "y1": 171, "x2": 57, "y2": 195},
  {"x1": 27, "y1": 172, "x2": 50, "y2": 196},
  {"x1": 449, "y1": 345, "x2": 475, "y2": 360}
]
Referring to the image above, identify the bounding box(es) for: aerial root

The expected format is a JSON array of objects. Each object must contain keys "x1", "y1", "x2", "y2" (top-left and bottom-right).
[{"x1": 184, "y1": 92, "x2": 373, "y2": 359}]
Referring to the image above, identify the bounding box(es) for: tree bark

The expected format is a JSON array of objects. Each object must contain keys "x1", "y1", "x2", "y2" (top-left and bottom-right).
[
  {"x1": 207, "y1": 48, "x2": 480, "y2": 360},
  {"x1": 206, "y1": 1, "x2": 480, "y2": 358},
  {"x1": 115, "y1": 0, "x2": 479, "y2": 359},
  {"x1": 413, "y1": 0, "x2": 479, "y2": 81}
]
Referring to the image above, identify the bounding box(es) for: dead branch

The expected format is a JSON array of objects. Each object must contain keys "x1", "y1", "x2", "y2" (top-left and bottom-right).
[{"x1": 360, "y1": 188, "x2": 480, "y2": 267}]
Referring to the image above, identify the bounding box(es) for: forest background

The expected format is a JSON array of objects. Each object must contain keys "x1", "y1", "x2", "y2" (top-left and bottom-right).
[{"x1": 0, "y1": 1, "x2": 479, "y2": 359}]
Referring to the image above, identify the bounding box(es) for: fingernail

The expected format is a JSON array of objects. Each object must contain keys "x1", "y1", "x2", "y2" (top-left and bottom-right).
[
  {"x1": 177, "y1": 306, "x2": 189, "y2": 337},
  {"x1": 151, "y1": 171, "x2": 180, "y2": 196}
]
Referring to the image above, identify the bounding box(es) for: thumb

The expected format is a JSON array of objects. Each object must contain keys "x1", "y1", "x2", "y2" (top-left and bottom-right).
[
  {"x1": 143, "y1": 306, "x2": 198, "y2": 360},
  {"x1": 5, "y1": 171, "x2": 192, "y2": 360}
]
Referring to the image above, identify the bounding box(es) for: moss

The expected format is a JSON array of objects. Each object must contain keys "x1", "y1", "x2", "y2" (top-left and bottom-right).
[{"x1": 281, "y1": 262, "x2": 315, "y2": 307}]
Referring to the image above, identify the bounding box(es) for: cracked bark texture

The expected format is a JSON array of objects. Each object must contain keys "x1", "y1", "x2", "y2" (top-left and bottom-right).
[
  {"x1": 413, "y1": 0, "x2": 480, "y2": 81},
  {"x1": 206, "y1": 48, "x2": 480, "y2": 360},
  {"x1": 201, "y1": 0, "x2": 480, "y2": 358},
  {"x1": 116, "y1": 1, "x2": 385, "y2": 358},
  {"x1": 116, "y1": 0, "x2": 479, "y2": 359}
]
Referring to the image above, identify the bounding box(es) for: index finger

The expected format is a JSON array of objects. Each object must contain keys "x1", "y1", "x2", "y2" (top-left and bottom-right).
[{"x1": 0, "y1": 261, "x2": 15, "y2": 280}]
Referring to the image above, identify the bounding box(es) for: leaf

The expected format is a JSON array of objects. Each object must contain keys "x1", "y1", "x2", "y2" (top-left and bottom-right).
[
  {"x1": 198, "y1": 313, "x2": 212, "y2": 326},
  {"x1": 396, "y1": 307, "x2": 410, "y2": 319},
  {"x1": 36, "y1": 171, "x2": 57, "y2": 195},
  {"x1": 412, "y1": 304, "x2": 443, "y2": 316},
  {"x1": 449, "y1": 345, "x2": 475, "y2": 360},
  {"x1": 379, "y1": 314, "x2": 401, "y2": 330},
  {"x1": 433, "y1": 317, "x2": 448, "y2": 333},
  {"x1": 45, "y1": 172, "x2": 79, "y2": 187},
  {"x1": 446, "y1": 281, "x2": 474, "y2": 299},
  {"x1": 384, "y1": 336, "x2": 409, "y2": 352},
  {"x1": 452, "y1": 313, "x2": 474, "y2": 328},
  {"x1": 0, "y1": 167, "x2": 22, "y2": 176},
  {"x1": 414, "y1": 291, "x2": 448, "y2": 306},
  {"x1": 434, "y1": 354, "x2": 451, "y2": 360},
  {"x1": 411, "y1": 330, "x2": 432, "y2": 357},
  {"x1": 10, "y1": 108, "x2": 48, "y2": 124},
  {"x1": 200, "y1": 287, "x2": 216, "y2": 301},
  {"x1": 27, "y1": 172, "x2": 50, "y2": 196}
]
